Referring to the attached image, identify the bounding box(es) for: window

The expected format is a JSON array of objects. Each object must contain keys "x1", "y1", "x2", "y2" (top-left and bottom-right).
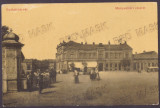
[
  {"x1": 119, "y1": 53, "x2": 122, "y2": 58},
  {"x1": 134, "y1": 63, "x2": 136, "y2": 70},
  {"x1": 70, "y1": 54, "x2": 74, "y2": 58},
  {"x1": 93, "y1": 53, "x2": 96, "y2": 58},
  {"x1": 141, "y1": 63, "x2": 143, "y2": 70},
  {"x1": 63, "y1": 54, "x2": 66, "y2": 59},
  {"x1": 27, "y1": 64, "x2": 31, "y2": 70},
  {"x1": 126, "y1": 52, "x2": 129, "y2": 58},
  {"x1": 119, "y1": 63, "x2": 121, "y2": 70},
  {"x1": 106, "y1": 64, "x2": 108, "y2": 70},
  {"x1": 110, "y1": 63, "x2": 112, "y2": 67},
  {"x1": 105, "y1": 53, "x2": 108, "y2": 58},
  {"x1": 115, "y1": 53, "x2": 118, "y2": 59},
  {"x1": 110, "y1": 53, "x2": 113, "y2": 58},
  {"x1": 115, "y1": 63, "x2": 117, "y2": 67},
  {"x1": 148, "y1": 63, "x2": 150, "y2": 67}
]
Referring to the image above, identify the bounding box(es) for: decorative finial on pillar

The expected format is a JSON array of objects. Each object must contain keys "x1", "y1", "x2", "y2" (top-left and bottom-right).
[
  {"x1": 108, "y1": 41, "x2": 110, "y2": 45},
  {"x1": 9, "y1": 28, "x2": 13, "y2": 32}
]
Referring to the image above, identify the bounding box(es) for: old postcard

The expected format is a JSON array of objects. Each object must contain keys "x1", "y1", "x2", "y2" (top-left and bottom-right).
[{"x1": 1, "y1": 2, "x2": 158, "y2": 106}]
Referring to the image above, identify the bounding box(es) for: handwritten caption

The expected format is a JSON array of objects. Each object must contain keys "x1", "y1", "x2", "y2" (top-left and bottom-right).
[{"x1": 6, "y1": 8, "x2": 28, "y2": 11}]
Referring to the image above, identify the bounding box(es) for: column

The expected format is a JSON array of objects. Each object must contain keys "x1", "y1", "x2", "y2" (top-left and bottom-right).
[{"x1": 103, "y1": 62, "x2": 106, "y2": 71}]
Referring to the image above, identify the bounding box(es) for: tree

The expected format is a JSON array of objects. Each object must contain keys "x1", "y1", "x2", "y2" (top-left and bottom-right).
[
  {"x1": 70, "y1": 62, "x2": 75, "y2": 71},
  {"x1": 40, "y1": 60, "x2": 49, "y2": 72},
  {"x1": 120, "y1": 58, "x2": 131, "y2": 71},
  {"x1": 82, "y1": 61, "x2": 87, "y2": 67}
]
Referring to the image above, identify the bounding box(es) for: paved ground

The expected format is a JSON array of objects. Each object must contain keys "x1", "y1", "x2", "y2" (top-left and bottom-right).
[{"x1": 3, "y1": 71, "x2": 159, "y2": 106}]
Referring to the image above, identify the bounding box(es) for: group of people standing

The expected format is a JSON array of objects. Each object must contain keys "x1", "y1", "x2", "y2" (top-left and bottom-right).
[
  {"x1": 90, "y1": 67, "x2": 100, "y2": 80},
  {"x1": 73, "y1": 67, "x2": 100, "y2": 84},
  {"x1": 26, "y1": 67, "x2": 57, "y2": 94}
]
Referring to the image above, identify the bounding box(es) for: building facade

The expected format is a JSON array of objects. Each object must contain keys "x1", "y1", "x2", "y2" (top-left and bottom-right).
[
  {"x1": 22, "y1": 59, "x2": 37, "y2": 75},
  {"x1": 56, "y1": 41, "x2": 133, "y2": 72},
  {"x1": 133, "y1": 51, "x2": 158, "y2": 71}
]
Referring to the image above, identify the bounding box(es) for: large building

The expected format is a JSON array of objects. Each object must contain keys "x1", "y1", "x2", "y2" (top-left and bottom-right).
[
  {"x1": 56, "y1": 41, "x2": 134, "y2": 71},
  {"x1": 133, "y1": 51, "x2": 158, "y2": 71}
]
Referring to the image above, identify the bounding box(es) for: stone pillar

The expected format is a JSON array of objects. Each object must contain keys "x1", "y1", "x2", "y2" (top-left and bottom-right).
[
  {"x1": 117, "y1": 62, "x2": 119, "y2": 71},
  {"x1": 139, "y1": 62, "x2": 141, "y2": 71},
  {"x1": 2, "y1": 32, "x2": 24, "y2": 93},
  {"x1": 108, "y1": 62, "x2": 110, "y2": 71}
]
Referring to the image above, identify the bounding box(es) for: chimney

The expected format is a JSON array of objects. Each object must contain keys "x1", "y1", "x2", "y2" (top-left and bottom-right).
[
  {"x1": 81, "y1": 42, "x2": 83, "y2": 45},
  {"x1": 85, "y1": 42, "x2": 87, "y2": 44},
  {"x1": 93, "y1": 42, "x2": 95, "y2": 45},
  {"x1": 99, "y1": 43, "x2": 103, "y2": 45},
  {"x1": 108, "y1": 41, "x2": 110, "y2": 45}
]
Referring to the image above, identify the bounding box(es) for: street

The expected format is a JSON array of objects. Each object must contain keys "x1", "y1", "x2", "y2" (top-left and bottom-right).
[{"x1": 3, "y1": 71, "x2": 159, "y2": 106}]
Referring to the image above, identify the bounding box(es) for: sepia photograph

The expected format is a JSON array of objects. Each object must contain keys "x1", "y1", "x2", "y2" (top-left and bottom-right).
[{"x1": 1, "y1": 2, "x2": 159, "y2": 107}]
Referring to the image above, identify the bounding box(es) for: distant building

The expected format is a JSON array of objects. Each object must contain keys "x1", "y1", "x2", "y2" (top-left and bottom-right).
[
  {"x1": 22, "y1": 59, "x2": 37, "y2": 75},
  {"x1": 133, "y1": 51, "x2": 158, "y2": 71},
  {"x1": 47, "y1": 59, "x2": 56, "y2": 69},
  {"x1": 56, "y1": 41, "x2": 133, "y2": 71},
  {"x1": 22, "y1": 59, "x2": 56, "y2": 73}
]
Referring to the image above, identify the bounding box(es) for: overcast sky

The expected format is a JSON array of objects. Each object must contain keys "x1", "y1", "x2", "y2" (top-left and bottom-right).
[{"x1": 2, "y1": 2, "x2": 158, "y2": 60}]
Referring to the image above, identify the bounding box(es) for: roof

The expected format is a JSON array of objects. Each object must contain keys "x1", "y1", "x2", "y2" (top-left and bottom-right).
[
  {"x1": 3, "y1": 32, "x2": 19, "y2": 42},
  {"x1": 21, "y1": 52, "x2": 25, "y2": 60},
  {"x1": 133, "y1": 51, "x2": 158, "y2": 60},
  {"x1": 57, "y1": 41, "x2": 132, "y2": 51},
  {"x1": 23, "y1": 59, "x2": 36, "y2": 63}
]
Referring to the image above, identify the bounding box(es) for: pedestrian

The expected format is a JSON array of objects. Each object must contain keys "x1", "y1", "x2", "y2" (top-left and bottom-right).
[
  {"x1": 92, "y1": 68, "x2": 96, "y2": 80},
  {"x1": 27, "y1": 73, "x2": 32, "y2": 92},
  {"x1": 90, "y1": 69, "x2": 94, "y2": 80},
  {"x1": 74, "y1": 69, "x2": 79, "y2": 83},
  {"x1": 95, "y1": 67, "x2": 100, "y2": 80},
  {"x1": 35, "y1": 69, "x2": 40, "y2": 87},
  {"x1": 39, "y1": 72, "x2": 44, "y2": 94},
  {"x1": 49, "y1": 68, "x2": 54, "y2": 84},
  {"x1": 53, "y1": 68, "x2": 57, "y2": 83},
  {"x1": 83, "y1": 66, "x2": 87, "y2": 75}
]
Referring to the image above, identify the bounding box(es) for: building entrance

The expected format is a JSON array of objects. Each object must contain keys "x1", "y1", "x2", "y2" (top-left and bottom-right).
[{"x1": 98, "y1": 63, "x2": 103, "y2": 71}]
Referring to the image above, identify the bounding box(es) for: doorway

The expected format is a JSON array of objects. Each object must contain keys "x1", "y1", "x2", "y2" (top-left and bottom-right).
[{"x1": 98, "y1": 63, "x2": 103, "y2": 71}]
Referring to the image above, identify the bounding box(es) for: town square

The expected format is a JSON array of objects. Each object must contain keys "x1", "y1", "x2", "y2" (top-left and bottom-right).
[{"x1": 1, "y1": 2, "x2": 158, "y2": 106}]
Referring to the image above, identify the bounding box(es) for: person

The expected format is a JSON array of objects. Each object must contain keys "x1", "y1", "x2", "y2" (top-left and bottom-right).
[
  {"x1": 83, "y1": 66, "x2": 87, "y2": 75},
  {"x1": 39, "y1": 72, "x2": 44, "y2": 94},
  {"x1": 74, "y1": 69, "x2": 79, "y2": 83},
  {"x1": 27, "y1": 73, "x2": 32, "y2": 92},
  {"x1": 53, "y1": 68, "x2": 57, "y2": 83},
  {"x1": 92, "y1": 68, "x2": 96, "y2": 80},
  {"x1": 49, "y1": 68, "x2": 54, "y2": 84},
  {"x1": 95, "y1": 67, "x2": 100, "y2": 80},
  {"x1": 90, "y1": 68, "x2": 94, "y2": 80},
  {"x1": 35, "y1": 70, "x2": 40, "y2": 87}
]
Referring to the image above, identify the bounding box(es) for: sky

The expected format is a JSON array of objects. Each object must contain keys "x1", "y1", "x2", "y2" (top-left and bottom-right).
[{"x1": 2, "y1": 2, "x2": 158, "y2": 60}]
